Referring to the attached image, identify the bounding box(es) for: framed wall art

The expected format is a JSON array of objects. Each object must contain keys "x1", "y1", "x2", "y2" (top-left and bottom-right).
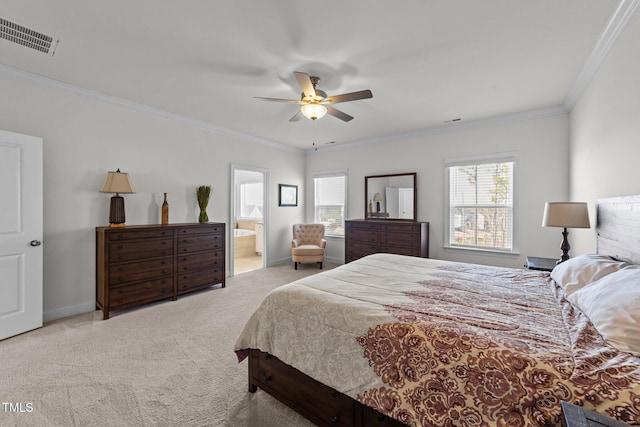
[{"x1": 278, "y1": 184, "x2": 298, "y2": 207}]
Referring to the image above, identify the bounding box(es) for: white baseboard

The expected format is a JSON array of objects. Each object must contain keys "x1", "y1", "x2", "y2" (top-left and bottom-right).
[
  {"x1": 44, "y1": 301, "x2": 96, "y2": 323},
  {"x1": 267, "y1": 256, "x2": 343, "y2": 267}
]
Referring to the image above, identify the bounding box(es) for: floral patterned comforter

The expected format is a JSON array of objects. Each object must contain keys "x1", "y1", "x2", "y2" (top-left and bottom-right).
[{"x1": 235, "y1": 253, "x2": 640, "y2": 426}]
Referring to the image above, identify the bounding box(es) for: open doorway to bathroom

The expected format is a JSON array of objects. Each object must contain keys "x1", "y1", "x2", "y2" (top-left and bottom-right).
[{"x1": 230, "y1": 165, "x2": 267, "y2": 276}]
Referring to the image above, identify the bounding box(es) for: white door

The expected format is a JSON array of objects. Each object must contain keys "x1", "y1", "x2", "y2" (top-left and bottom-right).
[{"x1": 0, "y1": 130, "x2": 43, "y2": 340}]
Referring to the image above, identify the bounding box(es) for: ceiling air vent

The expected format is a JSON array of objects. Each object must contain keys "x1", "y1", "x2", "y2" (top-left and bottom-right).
[{"x1": 0, "y1": 17, "x2": 58, "y2": 55}]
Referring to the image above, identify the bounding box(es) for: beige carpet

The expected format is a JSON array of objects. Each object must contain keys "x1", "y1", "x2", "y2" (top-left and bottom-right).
[{"x1": 0, "y1": 263, "x2": 335, "y2": 427}]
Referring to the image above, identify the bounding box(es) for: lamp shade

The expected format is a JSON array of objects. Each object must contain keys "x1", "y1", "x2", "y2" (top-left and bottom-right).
[
  {"x1": 100, "y1": 169, "x2": 135, "y2": 194},
  {"x1": 300, "y1": 103, "x2": 327, "y2": 120},
  {"x1": 542, "y1": 202, "x2": 590, "y2": 228},
  {"x1": 373, "y1": 192, "x2": 383, "y2": 202}
]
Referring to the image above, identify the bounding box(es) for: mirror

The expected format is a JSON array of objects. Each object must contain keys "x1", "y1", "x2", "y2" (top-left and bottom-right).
[{"x1": 365, "y1": 172, "x2": 417, "y2": 221}]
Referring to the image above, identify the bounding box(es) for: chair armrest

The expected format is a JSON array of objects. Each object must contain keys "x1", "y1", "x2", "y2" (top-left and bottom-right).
[
  {"x1": 292, "y1": 239, "x2": 300, "y2": 248},
  {"x1": 321, "y1": 239, "x2": 327, "y2": 248}
]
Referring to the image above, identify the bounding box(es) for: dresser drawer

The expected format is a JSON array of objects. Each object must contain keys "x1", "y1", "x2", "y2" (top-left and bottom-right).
[
  {"x1": 380, "y1": 232, "x2": 421, "y2": 248},
  {"x1": 177, "y1": 266, "x2": 224, "y2": 293},
  {"x1": 347, "y1": 229, "x2": 378, "y2": 243},
  {"x1": 109, "y1": 229, "x2": 173, "y2": 241},
  {"x1": 110, "y1": 238, "x2": 174, "y2": 261},
  {"x1": 346, "y1": 241, "x2": 377, "y2": 254},
  {"x1": 177, "y1": 233, "x2": 223, "y2": 253},
  {"x1": 380, "y1": 223, "x2": 420, "y2": 233},
  {"x1": 177, "y1": 225, "x2": 225, "y2": 236},
  {"x1": 178, "y1": 250, "x2": 224, "y2": 272},
  {"x1": 346, "y1": 221, "x2": 378, "y2": 231},
  {"x1": 109, "y1": 277, "x2": 173, "y2": 308},
  {"x1": 109, "y1": 257, "x2": 173, "y2": 285},
  {"x1": 258, "y1": 353, "x2": 354, "y2": 427},
  {"x1": 379, "y1": 245, "x2": 421, "y2": 257}
]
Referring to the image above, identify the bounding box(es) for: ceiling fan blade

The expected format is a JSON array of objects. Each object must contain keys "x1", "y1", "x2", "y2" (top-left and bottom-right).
[
  {"x1": 326, "y1": 105, "x2": 354, "y2": 122},
  {"x1": 325, "y1": 90, "x2": 373, "y2": 104},
  {"x1": 254, "y1": 96, "x2": 303, "y2": 104},
  {"x1": 289, "y1": 110, "x2": 302, "y2": 122},
  {"x1": 294, "y1": 71, "x2": 316, "y2": 98}
]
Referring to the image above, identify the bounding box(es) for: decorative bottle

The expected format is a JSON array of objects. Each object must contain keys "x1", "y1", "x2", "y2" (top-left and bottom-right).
[{"x1": 162, "y1": 193, "x2": 169, "y2": 225}]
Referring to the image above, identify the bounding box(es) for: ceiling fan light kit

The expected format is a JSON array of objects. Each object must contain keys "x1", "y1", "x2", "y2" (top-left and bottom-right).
[
  {"x1": 256, "y1": 71, "x2": 373, "y2": 122},
  {"x1": 300, "y1": 103, "x2": 327, "y2": 120}
]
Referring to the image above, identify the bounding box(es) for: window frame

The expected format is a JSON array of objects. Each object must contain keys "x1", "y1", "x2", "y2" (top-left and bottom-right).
[
  {"x1": 237, "y1": 181, "x2": 264, "y2": 220},
  {"x1": 312, "y1": 170, "x2": 348, "y2": 238},
  {"x1": 444, "y1": 153, "x2": 519, "y2": 254}
]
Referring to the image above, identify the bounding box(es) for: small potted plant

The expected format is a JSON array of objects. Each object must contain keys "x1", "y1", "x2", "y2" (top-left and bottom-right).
[{"x1": 197, "y1": 185, "x2": 211, "y2": 223}]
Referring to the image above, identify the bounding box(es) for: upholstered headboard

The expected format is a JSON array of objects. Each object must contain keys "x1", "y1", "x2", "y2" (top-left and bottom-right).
[{"x1": 597, "y1": 195, "x2": 640, "y2": 265}]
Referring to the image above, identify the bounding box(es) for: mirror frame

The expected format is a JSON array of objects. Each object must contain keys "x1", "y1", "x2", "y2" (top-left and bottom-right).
[{"x1": 364, "y1": 172, "x2": 417, "y2": 221}]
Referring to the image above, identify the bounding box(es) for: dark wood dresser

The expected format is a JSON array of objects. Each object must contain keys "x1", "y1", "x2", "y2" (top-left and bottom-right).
[
  {"x1": 345, "y1": 219, "x2": 429, "y2": 263},
  {"x1": 96, "y1": 222, "x2": 225, "y2": 319}
]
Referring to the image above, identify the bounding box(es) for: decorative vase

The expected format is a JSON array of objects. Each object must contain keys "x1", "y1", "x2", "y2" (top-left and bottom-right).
[
  {"x1": 161, "y1": 193, "x2": 169, "y2": 225},
  {"x1": 197, "y1": 185, "x2": 211, "y2": 223}
]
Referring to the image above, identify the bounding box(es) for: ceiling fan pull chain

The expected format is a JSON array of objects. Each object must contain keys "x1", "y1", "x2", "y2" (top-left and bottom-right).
[{"x1": 313, "y1": 120, "x2": 318, "y2": 151}]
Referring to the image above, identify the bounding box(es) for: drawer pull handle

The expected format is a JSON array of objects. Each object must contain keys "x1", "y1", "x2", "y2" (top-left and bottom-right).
[
  {"x1": 265, "y1": 354, "x2": 272, "y2": 360},
  {"x1": 118, "y1": 256, "x2": 125, "y2": 260},
  {"x1": 118, "y1": 277, "x2": 124, "y2": 282},
  {"x1": 330, "y1": 416, "x2": 339, "y2": 425},
  {"x1": 264, "y1": 375, "x2": 272, "y2": 382}
]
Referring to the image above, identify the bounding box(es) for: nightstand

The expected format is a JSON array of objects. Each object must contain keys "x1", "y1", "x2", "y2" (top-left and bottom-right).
[
  {"x1": 561, "y1": 401, "x2": 631, "y2": 427},
  {"x1": 525, "y1": 256, "x2": 558, "y2": 272}
]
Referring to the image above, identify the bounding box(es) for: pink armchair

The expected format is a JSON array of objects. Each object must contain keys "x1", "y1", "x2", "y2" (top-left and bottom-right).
[{"x1": 291, "y1": 224, "x2": 326, "y2": 270}]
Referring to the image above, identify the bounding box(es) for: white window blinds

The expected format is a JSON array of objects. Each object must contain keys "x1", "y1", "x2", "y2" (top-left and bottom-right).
[
  {"x1": 314, "y1": 173, "x2": 346, "y2": 237},
  {"x1": 447, "y1": 159, "x2": 515, "y2": 251}
]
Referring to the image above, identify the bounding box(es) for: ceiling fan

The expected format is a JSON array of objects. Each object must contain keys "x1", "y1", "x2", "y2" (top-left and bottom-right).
[{"x1": 255, "y1": 71, "x2": 373, "y2": 122}]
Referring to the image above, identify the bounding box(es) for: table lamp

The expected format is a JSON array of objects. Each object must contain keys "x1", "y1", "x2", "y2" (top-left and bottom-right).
[
  {"x1": 100, "y1": 168, "x2": 135, "y2": 227},
  {"x1": 373, "y1": 192, "x2": 383, "y2": 212},
  {"x1": 542, "y1": 202, "x2": 590, "y2": 263}
]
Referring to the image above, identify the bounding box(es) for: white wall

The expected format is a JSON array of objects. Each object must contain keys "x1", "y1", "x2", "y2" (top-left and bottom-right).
[
  {"x1": 570, "y1": 10, "x2": 640, "y2": 255},
  {"x1": 0, "y1": 75, "x2": 305, "y2": 322},
  {"x1": 307, "y1": 114, "x2": 571, "y2": 268}
]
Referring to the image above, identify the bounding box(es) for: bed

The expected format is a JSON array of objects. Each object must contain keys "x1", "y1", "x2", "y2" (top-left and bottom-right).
[{"x1": 235, "y1": 196, "x2": 640, "y2": 426}]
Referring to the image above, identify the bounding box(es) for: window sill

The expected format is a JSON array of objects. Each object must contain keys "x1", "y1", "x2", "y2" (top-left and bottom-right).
[
  {"x1": 325, "y1": 234, "x2": 345, "y2": 240},
  {"x1": 443, "y1": 245, "x2": 520, "y2": 257}
]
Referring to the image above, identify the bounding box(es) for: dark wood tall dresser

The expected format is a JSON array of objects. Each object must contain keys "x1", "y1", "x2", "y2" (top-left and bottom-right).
[
  {"x1": 96, "y1": 222, "x2": 225, "y2": 319},
  {"x1": 345, "y1": 219, "x2": 429, "y2": 263}
]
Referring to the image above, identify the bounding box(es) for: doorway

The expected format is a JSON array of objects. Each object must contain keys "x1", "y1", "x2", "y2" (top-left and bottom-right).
[{"x1": 230, "y1": 165, "x2": 268, "y2": 276}]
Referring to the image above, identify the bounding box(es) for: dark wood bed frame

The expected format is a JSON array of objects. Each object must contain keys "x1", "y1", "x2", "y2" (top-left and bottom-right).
[{"x1": 246, "y1": 195, "x2": 640, "y2": 427}]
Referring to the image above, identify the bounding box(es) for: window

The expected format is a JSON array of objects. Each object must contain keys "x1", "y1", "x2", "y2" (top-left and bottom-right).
[
  {"x1": 313, "y1": 172, "x2": 346, "y2": 237},
  {"x1": 446, "y1": 156, "x2": 515, "y2": 251},
  {"x1": 239, "y1": 182, "x2": 263, "y2": 219}
]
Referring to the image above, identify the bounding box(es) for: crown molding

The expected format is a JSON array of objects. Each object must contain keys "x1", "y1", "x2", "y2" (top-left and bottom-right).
[
  {"x1": 0, "y1": 63, "x2": 303, "y2": 153},
  {"x1": 311, "y1": 105, "x2": 569, "y2": 153},
  {"x1": 564, "y1": 0, "x2": 640, "y2": 109}
]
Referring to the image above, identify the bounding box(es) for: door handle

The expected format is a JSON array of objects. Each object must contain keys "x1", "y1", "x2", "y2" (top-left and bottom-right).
[{"x1": 30, "y1": 240, "x2": 42, "y2": 247}]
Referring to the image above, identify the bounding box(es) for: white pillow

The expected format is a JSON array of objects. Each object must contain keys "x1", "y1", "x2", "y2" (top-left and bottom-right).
[
  {"x1": 551, "y1": 254, "x2": 627, "y2": 297},
  {"x1": 567, "y1": 266, "x2": 640, "y2": 357}
]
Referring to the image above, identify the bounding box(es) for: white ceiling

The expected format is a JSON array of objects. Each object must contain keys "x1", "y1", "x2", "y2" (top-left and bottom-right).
[{"x1": 0, "y1": 0, "x2": 625, "y2": 150}]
